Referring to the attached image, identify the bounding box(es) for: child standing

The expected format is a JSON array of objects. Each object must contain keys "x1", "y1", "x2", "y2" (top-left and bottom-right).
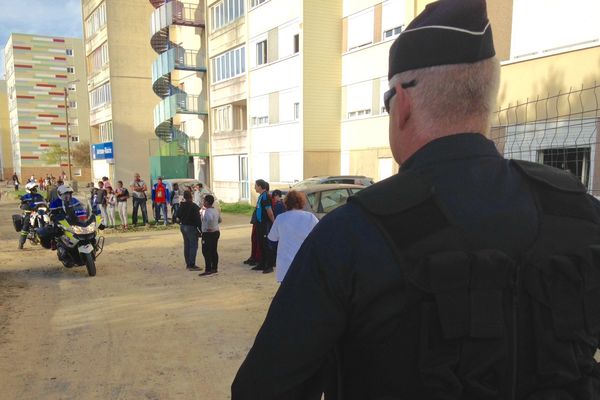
[
  {"x1": 106, "y1": 186, "x2": 117, "y2": 228},
  {"x1": 199, "y1": 194, "x2": 220, "y2": 276}
]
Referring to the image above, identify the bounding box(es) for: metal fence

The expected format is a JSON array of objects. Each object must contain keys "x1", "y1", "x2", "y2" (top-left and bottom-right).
[{"x1": 490, "y1": 82, "x2": 600, "y2": 195}]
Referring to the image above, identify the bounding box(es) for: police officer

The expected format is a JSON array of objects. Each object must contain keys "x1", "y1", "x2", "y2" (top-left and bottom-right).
[
  {"x1": 232, "y1": 0, "x2": 600, "y2": 399},
  {"x1": 49, "y1": 184, "x2": 87, "y2": 222},
  {"x1": 18, "y1": 181, "x2": 46, "y2": 249}
]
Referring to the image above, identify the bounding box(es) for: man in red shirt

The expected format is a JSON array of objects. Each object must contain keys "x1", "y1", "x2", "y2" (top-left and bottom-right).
[{"x1": 151, "y1": 177, "x2": 170, "y2": 225}]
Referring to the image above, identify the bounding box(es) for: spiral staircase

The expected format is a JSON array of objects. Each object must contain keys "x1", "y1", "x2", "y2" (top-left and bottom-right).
[{"x1": 150, "y1": 0, "x2": 208, "y2": 156}]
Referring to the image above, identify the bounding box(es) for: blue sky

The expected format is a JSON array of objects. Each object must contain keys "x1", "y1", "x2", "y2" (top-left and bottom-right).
[{"x1": 0, "y1": 0, "x2": 83, "y2": 78}]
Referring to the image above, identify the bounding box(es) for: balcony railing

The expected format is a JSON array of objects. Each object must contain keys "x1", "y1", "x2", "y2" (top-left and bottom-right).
[
  {"x1": 154, "y1": 94, "x2": 208, "y2": 131},
  {"x1": 151, "y1": 1, "x2": 205, "y2": 37},
  {"x1": 152, "y1": 48, "x2": 206, "y2": 83}
]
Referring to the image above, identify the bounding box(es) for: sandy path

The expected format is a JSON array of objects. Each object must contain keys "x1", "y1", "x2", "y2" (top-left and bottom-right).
[{"x1": 0, "y1": 196, "x2": 277, "y2": 400}]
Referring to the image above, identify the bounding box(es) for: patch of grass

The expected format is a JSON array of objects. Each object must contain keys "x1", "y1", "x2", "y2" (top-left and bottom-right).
[
  {"x1": 11, "y1": 190, "x2": 26, "y2": 200},
  {"x1": 220, "y1": 202, "x2": 254, "y2": 215}
]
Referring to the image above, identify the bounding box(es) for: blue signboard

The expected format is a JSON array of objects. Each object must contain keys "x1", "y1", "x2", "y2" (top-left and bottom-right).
[{"x1": 92, "y1": 142, "x2": 114, "y2": 160}]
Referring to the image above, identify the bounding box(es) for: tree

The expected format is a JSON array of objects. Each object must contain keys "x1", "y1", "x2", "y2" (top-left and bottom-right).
[
  {"x1": 43, "y1": 143, "x2": 67, "y2": 166},
  {"x1": 72, "y1": 141, "x2": 91, "y2": 167}
]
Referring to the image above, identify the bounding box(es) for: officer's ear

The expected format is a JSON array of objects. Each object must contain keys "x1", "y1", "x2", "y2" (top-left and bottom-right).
[{"x1": 392, "y1": 81, "x2": 412, "y2": 130}]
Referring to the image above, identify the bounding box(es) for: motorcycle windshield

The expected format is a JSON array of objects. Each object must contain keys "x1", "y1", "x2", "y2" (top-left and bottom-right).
[{"x1": 65, "y1": 204, "x2": 89, "y2": 225}]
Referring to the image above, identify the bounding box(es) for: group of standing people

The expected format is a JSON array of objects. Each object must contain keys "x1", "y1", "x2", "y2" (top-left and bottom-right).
[
  {"x1": 10, "y1": 171, "x2": 67, "y2": 192},
  {"x1": 244, "y1": 179, "x2": 318, "y2": 282},
  {"x1": 177, "y1": 190, "x2": 220, "y2": 276},
  {"x1": 89, "y1": 177, "x2": 130, "y2": 229}
]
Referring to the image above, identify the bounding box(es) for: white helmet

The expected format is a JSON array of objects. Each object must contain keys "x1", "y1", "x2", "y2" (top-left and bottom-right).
[
  {"x1": 57, "y1": 184, "x2": 74, "y2": 200},
  {"x1": 25, "y1": 182, "x2": 38, "y2": 193}
]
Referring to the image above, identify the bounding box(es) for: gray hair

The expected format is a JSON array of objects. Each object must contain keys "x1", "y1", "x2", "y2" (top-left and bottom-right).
[{"x1": 389, "y1": 57, "x2": 500, "y2": 133}]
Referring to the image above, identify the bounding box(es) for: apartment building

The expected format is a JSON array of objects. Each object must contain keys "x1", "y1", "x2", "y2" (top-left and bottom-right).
[
  {"x1": 207, "y1": 0, "x2": 249, "y2": 202},
  {"x1": 3, "y1": 33, "x2": 91, "y2": 181},
  {"x1": 0, "y1": 80, "x2": 11, "y2": 180},
  {"x1": 149, "y1": 0, "x2": 209, "y2": 184},
  {"x1": 246, "y1": 0, "x2": 342, "y2": 194},
  {"x1": 82, "y1": 0, "x2": 157, "y2": 185}
]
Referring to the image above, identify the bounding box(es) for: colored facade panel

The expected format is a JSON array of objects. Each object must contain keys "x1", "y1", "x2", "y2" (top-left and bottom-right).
[{"x1": 4, "y1": 33, "x2": 91, "y2": 180}]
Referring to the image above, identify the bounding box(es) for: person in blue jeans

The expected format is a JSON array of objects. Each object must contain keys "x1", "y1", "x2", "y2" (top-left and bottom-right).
[
  {"x1": 151, "y1": 177, "x2": 170, "y2": 225},
  {"x1": 176, "y1": 190, "x2": 202, "y2": 270},
  {"x1": 130, "y1": 173, "x2": 149, "y2": 226}
]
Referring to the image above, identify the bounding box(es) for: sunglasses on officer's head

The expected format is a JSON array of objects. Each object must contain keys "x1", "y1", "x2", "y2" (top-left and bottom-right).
[{"x1": 383, "y1": 79, "x2": 417, "y2": 114}]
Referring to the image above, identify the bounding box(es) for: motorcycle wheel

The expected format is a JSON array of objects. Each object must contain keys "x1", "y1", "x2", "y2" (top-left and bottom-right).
[{"x1": 84, "y1": 253, "x2": 96, "y2": 277}]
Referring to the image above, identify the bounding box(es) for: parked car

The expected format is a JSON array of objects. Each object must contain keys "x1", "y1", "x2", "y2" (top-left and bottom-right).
[
  {"x1": 292, "y1": 183, "x2": 365, "y2": 220},
  {"x1": 290, "y1": 175, "x2": 374, "y2": 190},
  {"x1": 160, "y1": 178, "x2": 221, "y2": 213}
]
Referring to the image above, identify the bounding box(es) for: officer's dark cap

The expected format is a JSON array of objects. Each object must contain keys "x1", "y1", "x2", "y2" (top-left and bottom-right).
[{"x1": 388, "y1": 0, "x2": 495, "y2": 80}]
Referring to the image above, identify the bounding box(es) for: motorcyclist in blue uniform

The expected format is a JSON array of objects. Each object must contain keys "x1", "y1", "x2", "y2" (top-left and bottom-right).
[
  {"x1": 18, "y1": 181, "x2": 46, "y2": 249},
  {"x1": 49, "y1": 184, "x2": 88, "y2": 222}
]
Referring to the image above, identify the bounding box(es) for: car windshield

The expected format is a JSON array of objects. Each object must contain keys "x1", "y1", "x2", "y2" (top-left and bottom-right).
[{"x1": 291, "y1": 178, "x2": 321, "y2": 189}]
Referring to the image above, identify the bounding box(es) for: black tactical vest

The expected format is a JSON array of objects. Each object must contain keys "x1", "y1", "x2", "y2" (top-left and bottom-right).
[{"x1": 349, "y1": 160, "x2": 600, "y2": 400}]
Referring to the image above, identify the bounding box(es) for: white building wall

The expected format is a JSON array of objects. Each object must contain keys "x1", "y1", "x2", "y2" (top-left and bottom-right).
[
  {"x1": 248, "y1": 54, "x2": 301, "y2": 97},
  {"x1": 247, "y1": 1, "x2": 301, "y2": 39}
]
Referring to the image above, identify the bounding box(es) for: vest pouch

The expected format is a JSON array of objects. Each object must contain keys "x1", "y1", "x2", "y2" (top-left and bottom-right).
[
  {"x1": 524, "y1": 246, "x2": 600, "y2": 389},
  {"x1": 411, "y1": 250, "x2": 514, "y2": 400}
]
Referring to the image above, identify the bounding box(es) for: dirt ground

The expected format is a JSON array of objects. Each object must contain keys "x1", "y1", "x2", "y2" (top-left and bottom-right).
[{"x1": 0, "y1": 193, "x2": 278, "y2": 400}]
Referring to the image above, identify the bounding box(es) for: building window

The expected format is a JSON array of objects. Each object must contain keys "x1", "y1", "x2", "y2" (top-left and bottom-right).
[
  {"x1": 74, "y1": 168, "x2": 82, "y2": 177},
  {"x1": 347, "y1": 8, "x2": 374, "y2": 50},
  {"x1": 69, "y1": 118, "x2": 79, "y2": 126},
  {"x1": 346, "y1": 81, "x2": 373, "y2": 119},
  {"x1": 99, "y1": 120, "x2": 113, "y2": 142},
  {"x1": 294, "y1": 102, "x2": 300, "y2": 120},
  {"x1": 383, "y1": 26, "x2": 403, "y2": 39},
  {"x1": 211, "y1": 0, "x2": 245, "y2": 32},
  {"x1": 66, "y1": 49, "x2": 73, "y2": 56},
  {"x1": 250, "y1": 95, "x2": 269, "y2": 127},
  {"x1": 68, "y1": 101, "x2": 77, "y2": 108},
  {"x1": 87, "y1": 42, "x2": 109, "y2": 76},
  {"x1": 90, "y1": 82, "x2": 111, "y2": 110},
  {"x1": 67, "y1": 66, "x2": 75, "y2": 73},
  {"x1": 70, "y1": 136, "x2": 80, "y2": 143},
  {"x1": 382, "y1": 0, "x2": 405, "y2": 40},
  {"x1": 293, "y1": 34, "x2": 300, "y2": 53},
  {"x1": 68, "y1": 84, "x2": 77, "y2": 91},
  {"x1": 212, "y1": 46, "x2": 245, "y2": 83},
  {"x1": 537, "y1": 147, "x2": 590, "y2": 187},
  {"x1": 85, "y1": 2, "x2": 107, "y2": 38},
  {"x1": 256, "y1": 40, "x2": 267, "y2": 65},
  {"x1": 250, "y1": 0, "x2": 267, "y2": 8},
  {"x1": 213, "y1": 105, "x2": 232, "y2": 133},
  {"x1": 380, "y1": 77, "x2": 388, "y2": 114}
]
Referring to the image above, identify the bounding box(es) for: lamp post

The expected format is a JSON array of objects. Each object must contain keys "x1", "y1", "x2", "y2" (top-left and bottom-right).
[{"x1": 63, "y1": 79, "x2": 80, "y2": 182}]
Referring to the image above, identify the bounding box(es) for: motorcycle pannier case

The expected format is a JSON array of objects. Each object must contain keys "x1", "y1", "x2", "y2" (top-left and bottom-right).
[{"x1": 12, "y1": 214, "x2": 23, "y2": 232}]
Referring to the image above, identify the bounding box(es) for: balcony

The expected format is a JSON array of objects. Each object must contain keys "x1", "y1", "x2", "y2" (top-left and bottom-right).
[
  {"x1": 150, "y1": 1, "x2": 205, "y2": 53},
  {"x1": 154, "y1": 94, "x2": 207, "y2": 136},
  {"x1": 152, "y1": 48, "x2": 207, "y2": 97}
]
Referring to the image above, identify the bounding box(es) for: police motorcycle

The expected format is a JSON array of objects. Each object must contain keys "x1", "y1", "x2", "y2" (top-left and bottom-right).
[
  {"x1": 12, "y1": 182, "x2": 48, "y2": 249},
  {"x1": 38, "y1": 185, "x2": 105, "y2": 277}
]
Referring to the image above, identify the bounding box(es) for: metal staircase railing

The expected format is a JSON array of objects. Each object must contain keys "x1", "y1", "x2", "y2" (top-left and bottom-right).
[
  {"x1": 152, "y1": 48, "x2": 207, "y2": 97},
  {"x1": 149, "y1": 0, "x2": 207, "y2": 155}
]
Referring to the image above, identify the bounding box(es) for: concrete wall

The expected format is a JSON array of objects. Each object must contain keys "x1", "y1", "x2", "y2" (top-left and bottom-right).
[
  {"x1": 0, "y1": 80, "x2": 12, "y2": 180},
  {"x1": 499, "y1": 45, "x2": 600, "y2": 111},
  {"x1": 302, "y1": 0, "x2": 343, "y2": 178}
]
